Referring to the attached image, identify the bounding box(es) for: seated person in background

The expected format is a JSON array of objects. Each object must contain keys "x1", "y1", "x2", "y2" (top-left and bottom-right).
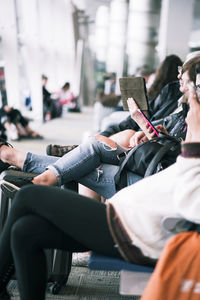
[
  {"x1": 58, "y1": 82, "x2": 75, "y2": 107},
  {"x1": 94, "y1": 73, "x2": 122, "y2": 132},
  {"x1": 134, "y1": 64, "x2": 154, "y2": 87},
  {"x1": 0, "y1": 105, "x2": 43, "y2": 141},
  {"x1": 58, "y1": 82, "x2": 75, "y2": 106},
  {"x1": 53, "y1": 81, "x2": 80, "y2": 113},
  {"x1": 42, "y1": 74, "x2": 52, "y2": 121},
  {"x1": 42, "y1": 74, "x2": 62, "y2": 121},
  {"x1": 0, "y1": 85, "x2": 199, "y2": 300},
  {"x1": 147, "y1": 54, "x2": 183, "y2": 111}
]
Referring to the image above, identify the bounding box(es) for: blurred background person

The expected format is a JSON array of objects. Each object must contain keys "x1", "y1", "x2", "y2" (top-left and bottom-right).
[
  {"x1": 147, "y1": 54, "x2": 183, "y2": 120},
  {"x1": 42, "y1": 75, "x2": 63, "y2": 121},
  {"x1": 0, "y1": 105, "x2": 43, "y2": 141},
  {"x1": 56, "y1": 82, "x2": 80, "y2": 113}
]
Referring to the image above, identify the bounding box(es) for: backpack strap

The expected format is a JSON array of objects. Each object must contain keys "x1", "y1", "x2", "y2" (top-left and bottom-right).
[
  {"x1": 114, "y1": 142, "x2": 147, "y2": 189},
  {"x1": 114, "y1": 135, "x2": 180, "y2": 190}
]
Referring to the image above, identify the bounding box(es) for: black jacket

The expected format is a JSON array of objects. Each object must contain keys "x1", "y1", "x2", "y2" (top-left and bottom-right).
[
  {"x1": 100, "y1": 81, "x2": 182, "y2": 137},
  {"x1": 149, "y1": 80, "x2": 182, "y2": 121}
]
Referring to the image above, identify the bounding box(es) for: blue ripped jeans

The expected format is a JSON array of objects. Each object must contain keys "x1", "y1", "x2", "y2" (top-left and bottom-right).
[{"x1": 22, "y1": 136, "x2": 142, "y2": 199}]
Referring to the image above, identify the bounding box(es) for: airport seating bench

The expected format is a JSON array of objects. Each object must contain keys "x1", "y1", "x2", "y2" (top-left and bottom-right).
[
  {"x1": 88, "y1": 252, "x2": 154, "y2": 296},
  {"x1": 88, "y1": 217, "x2": 189, "y2": 296}
]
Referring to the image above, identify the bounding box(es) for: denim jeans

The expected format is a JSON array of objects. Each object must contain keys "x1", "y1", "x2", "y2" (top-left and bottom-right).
[{"x1": 23, "y1": 136, "x2": 137, "y2": 199}]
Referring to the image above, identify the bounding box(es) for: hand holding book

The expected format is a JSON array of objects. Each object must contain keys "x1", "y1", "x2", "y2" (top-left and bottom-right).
[{"x1": 127, "y1": 97, "x2": 160, "y2": 140}]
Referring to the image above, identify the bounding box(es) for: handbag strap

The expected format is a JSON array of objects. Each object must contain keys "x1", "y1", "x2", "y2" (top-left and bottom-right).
[
  {"x1": 144, "y1": 139, "x2": 179, "y2": 177},
  {"x1": 114, "y1": 135, "x2": 180, "y2": 186},
  {"x1": 114, "y1": 142, "x2": 146, "y2": 186}
]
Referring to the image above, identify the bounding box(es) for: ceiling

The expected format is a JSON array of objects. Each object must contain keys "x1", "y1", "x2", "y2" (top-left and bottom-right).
[
  {"x1": 73, "y1": 0, "x2": 200, "y2": 47},
  {"x1": 81, "y1": 0, "x2": 200, "y2": 29}
]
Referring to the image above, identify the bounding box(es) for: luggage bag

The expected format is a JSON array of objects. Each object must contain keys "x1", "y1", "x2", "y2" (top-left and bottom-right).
[{"x1": 0, "y1": 169, "x2": 72, "y2": 295}]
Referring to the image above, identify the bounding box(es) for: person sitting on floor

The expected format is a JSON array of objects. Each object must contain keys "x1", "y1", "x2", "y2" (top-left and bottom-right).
[
  {"x1": 0, "y1": 105, "x2": 43, "y2": 141},
  {"x1": 56, "y1": 82, "x2": 79, "y2": 112},
  {"x1": 0, "y1": 84, "x2": 199, "y2": 300}
]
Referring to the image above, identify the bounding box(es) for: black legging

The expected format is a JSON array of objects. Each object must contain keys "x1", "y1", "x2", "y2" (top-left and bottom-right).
[
  {"x1": 7, "y1": 109, "x2": 28, "y2": 127},
  {"x1": 0, "y1": 185, "x2": 121, "y2": 300}
]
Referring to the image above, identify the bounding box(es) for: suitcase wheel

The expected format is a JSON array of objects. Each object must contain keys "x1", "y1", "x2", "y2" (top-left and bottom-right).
[{"x1": 48, "y1": 282, "x2": 61, "y2": 295}]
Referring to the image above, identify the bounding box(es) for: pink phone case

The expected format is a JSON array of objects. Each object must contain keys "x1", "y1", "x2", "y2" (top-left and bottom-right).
[{"x1": 137, "y1": 110, "x2": 160, "y2": 137}]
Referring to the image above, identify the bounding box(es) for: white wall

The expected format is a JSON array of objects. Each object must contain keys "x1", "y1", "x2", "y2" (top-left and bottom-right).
[
  {"x1": 0, "y1": 0, "x2": 76, "y2": 121},
  {"x1": 157, "y1": 0, "x2": 195, "y2": 61}
]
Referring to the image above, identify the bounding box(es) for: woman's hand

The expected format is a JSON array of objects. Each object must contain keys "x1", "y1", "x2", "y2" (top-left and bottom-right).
[
  {"x1": 109, "y1": 129, "x2": 136, "y2": 149},
  {"x1": 185, "y1": 86, "x2": 200, "y2": 142},
  {"x1": 129, "y1": 131, "x2": 148, "y2": 147},
  {"x1": 155, "y1": 125, "x2": 169, "y2": 135}
]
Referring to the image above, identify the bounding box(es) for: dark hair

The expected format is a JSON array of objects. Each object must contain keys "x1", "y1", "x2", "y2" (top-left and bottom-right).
[
  {"x1": 62, "y1": 82, "x2": 70, "y2": 89},
  {"x1": 182, "y1": 56, "x2": 200, "y2": 84},
  {"x1": 42, "y1": 74, "x2": 48, "y2": 80},
  {"x1": 147, "y1": 54, "x2": 183, "y2": 100}
]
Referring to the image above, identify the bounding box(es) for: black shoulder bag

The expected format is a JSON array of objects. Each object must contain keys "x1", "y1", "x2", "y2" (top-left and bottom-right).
[{"x1": 114, "y1": 134, "x2": 181, "y2": 191}]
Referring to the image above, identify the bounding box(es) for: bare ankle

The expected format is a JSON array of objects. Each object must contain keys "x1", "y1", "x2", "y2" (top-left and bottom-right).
[{"x1": 0, "y1": 146, "x2": 25, "y2": 169}]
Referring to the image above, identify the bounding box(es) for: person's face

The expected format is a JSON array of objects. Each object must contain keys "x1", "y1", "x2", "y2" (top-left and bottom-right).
[
  {"x1": 42, "y1": 78, "x2": 47, "y2": 86},
  {"x1": 178, "y1": 69, "x2": 190, "y2": 94},
  {"x1": 63, "y1": 86, "x2": 69, "y2": 92}
]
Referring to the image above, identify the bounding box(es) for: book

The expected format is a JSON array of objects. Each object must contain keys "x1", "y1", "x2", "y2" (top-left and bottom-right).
[{"x1": 119, "y1": 77, "x2": 148, "y2": 111}]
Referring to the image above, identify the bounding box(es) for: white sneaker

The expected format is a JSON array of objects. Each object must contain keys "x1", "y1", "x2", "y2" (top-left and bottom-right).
[{"x1": 6, "y1": 124, "x2": 19, "y2": 141}]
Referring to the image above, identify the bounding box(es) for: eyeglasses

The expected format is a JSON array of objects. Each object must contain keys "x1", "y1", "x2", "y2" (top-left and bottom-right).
[{"x1": 178, "y1": 66, "x2": 183, "y2": 75}]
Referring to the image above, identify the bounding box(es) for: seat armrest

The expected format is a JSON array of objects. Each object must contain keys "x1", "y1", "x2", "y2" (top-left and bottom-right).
[
  {"x1": 0, "y1": 168, "x2": 37, "y2": 187},
  {"x1": 162, "y1": 216, "x2": 199, "y2": 233}
]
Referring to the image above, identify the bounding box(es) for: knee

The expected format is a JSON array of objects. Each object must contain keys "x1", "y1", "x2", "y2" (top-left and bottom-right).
[
  {"x1": 11, "y1": 215, "x2": 43, "y2": 252},
  {"x1": 11, "y1": 217, "x2": 32, "y2": 250},
  {"x1": 14, "y1": 185, "x2": 35, "y2": 203},
  {"x1": 13, "y1": 185, "x2": 43, "y2": 209},
  {"x1": 94, "y1": 134, "x2": 117, "y2": 150}
]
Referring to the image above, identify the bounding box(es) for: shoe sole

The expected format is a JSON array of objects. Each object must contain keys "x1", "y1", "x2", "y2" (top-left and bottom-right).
[{"x1": 46, "y1": 144, "x2": 52, "y2": 156}]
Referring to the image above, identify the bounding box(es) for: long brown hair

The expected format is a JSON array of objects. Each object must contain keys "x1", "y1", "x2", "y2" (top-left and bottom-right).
[
  {"x1": 147, "y1": 54, "x2": 183, "y2": 101},
  {"x1": 182, "y1": 56, "x2": 200, "y2": 84}
]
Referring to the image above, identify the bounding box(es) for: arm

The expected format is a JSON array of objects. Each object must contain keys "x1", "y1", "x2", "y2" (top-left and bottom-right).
[
  {"x1": 100, "y1": 115, "x2": 140, "y2": 137},
  {"x1": 174, "y1": 88, "x2": 200, "y2": 222},
  {"x1": 109, "y1": 129, "x2": 135, "y2": 149}
]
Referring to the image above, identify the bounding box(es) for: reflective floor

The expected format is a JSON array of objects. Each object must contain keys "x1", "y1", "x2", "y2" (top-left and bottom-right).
[{"x1": 11, "y1": 107, "x2": 94, "y2": 154}]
